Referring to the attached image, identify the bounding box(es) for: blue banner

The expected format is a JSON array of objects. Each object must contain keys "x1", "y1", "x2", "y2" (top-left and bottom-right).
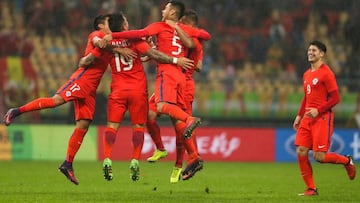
[{"x1": 276, "y1": 128, "x2": 360, "y2": 162}]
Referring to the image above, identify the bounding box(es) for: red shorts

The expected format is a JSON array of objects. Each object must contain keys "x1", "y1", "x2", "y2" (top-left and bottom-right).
[
  {"x1": 107, "y1": 90, "x2": 148, "y2": 125},
  {"x1": 56, "y1": 70, "x2": 97, "y2": 121},
  {"x1": 294, "y1": 112, "x2": 334, "y2": 152},
  {"x1": 154, "y1": 68, "x2": 186, "y2": 110}
]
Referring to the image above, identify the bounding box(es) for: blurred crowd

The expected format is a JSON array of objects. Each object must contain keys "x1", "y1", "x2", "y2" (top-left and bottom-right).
[{"x1": 1, "y1": 0, "x2": 360, "y2": 124}]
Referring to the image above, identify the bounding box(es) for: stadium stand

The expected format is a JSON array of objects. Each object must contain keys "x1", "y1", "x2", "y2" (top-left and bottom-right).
[{"x1": 0, "y1": 0, "x2": 359, "y2": 127}]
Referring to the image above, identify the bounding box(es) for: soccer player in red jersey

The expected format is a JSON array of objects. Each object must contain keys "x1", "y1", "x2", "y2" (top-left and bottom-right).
[
  {"x1": 171, "y1": 9, "x2": 204, "y2": 182},
  {"x1": 293, "y1": 41, "x2": 356, "y2": 196},
  {"x1": 2, "y1": 14, "x2": 113, "y2": 185},
  {"x1": 107, "y1": 1, "x2": 210, "y2": 178},
  {"x1": 80, "y1": 12, "x2": 193, "y2": 182},
  {"x1": 146, "y1": 9, "x2": 205, "y2": 183}
]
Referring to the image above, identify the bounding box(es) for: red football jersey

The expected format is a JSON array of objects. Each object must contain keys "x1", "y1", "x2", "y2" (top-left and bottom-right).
[
  {"x1": 302, "y1": 63, "x2": 338, "y2": 110},
  {"x1": 144, "y1": 22, "x2": 189, "y2": 59},
  {"x1": 108, "y1": 38, "x2": 150, "y2": 92},
  {"x1": 56, "y1": 30, "x2": 111, "y2": 120},
  {"x1": 81, "y1": 30, "x2": 112, "y2": 88}
]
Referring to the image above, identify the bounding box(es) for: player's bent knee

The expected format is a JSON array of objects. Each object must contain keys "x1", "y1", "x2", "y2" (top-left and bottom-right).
[
  {"x1": 313, "y1": 152, "x2": 325, "y2": 163},
  {"x1": 52, "y1": 94, "x2": 66, "y2": 106},
  {"x1": 156, "y1": 102, "x2": 165, "y2": 113},
  {"x1": 296, "y1": 146, "x2": 309, "y2": 156}
]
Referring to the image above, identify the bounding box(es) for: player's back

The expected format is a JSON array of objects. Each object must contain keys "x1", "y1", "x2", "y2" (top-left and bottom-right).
[
  {"x1": 109, "y1": 38, "x2": 147, "y2": 92},
  {"x1": 69, "y1": 30, "x2": 111, "y2": 89}
]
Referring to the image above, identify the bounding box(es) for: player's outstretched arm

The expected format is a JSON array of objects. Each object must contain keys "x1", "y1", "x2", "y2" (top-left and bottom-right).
[
  {"x1": 111, "y1": 29, "x2": 150, "y2": 40},
  {"x1": 197, "y1": 28, "x2": 211, "y2": 41}
]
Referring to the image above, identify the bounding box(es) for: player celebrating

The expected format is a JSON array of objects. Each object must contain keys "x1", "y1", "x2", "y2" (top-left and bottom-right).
[
  {"x1": 293, "y1": 40, "x2": 356, "y2": 196},
  {"x1": 80, "y1": 12, "x2": 193, "y2": 182},
  {"x1": 170, "y1": 9, "x2": 204, "y2": 182},
  {"x1": 105, "y1": 1, "x2": 211, "y2": 136},
  {"x1": 106, "y1": 0, "x2": 211, "y2": 177},
  {"x1": 3, "y1": 14, "x2": 113, "y2": 185},
  {"x1": 146, "y1": 9, "x2": 205, "y2": 183}
]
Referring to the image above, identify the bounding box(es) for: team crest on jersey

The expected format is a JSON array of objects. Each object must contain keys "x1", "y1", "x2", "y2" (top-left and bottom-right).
[
  {"x1": 312, "y1": 78, "x2": 318, "y2": 85},
  {"x1": 65, "y1": 91, "x2": 72, "y2": 97}
]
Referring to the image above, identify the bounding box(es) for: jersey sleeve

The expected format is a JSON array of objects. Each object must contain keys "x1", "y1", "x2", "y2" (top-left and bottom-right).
[
  {"x1": 317, "y1": 90, "x2": 340, "y2": 113},
  {"x1": 90, "y1": 31, "x2": 106, "y2": 43},
  {"x1": 89, "y1": 30, "x2": 105, "y2": 39},
  {"x1": 84, "y1": 31, "x2": 105, "y2": 55},
  {"x1": 297, "y1": 97, "x2": 306, "y2": 116},
  {"x1": 134, "y1": 40, "x2": 151, "y2": 54},
  {"x1": 142, "y1": 22, "x2": 162, "y2": 35},
  {"x1": 90, "y1": 47, "x2": 102, "y2": 58},
  {"x1": 323, "y1": 70, "x2": 338, "y2": 93},
  {"x1": 193, "y1": 38, "x2": 203, "y2": 61},
  {"x1": 196, "y1": 28, "x2": 211, "y2": 41},
  {"x1": 181, "y1": 24, "x2": 211, "y2": 41},
  {"x1": 112, "y1": 29, "x2": 149, "y2": 39},
  {"x1": 111, "y1": 22, "x2": 162, "y2": 39}
]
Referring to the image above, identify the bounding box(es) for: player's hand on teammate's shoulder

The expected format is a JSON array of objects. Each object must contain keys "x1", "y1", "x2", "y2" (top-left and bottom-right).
[
  {"x1": 97, "y1": 39, "x2": 108, "y2": 48},
  {"x1": 146, "y1": 36, "x2": 156, "y2": 48},
  {"x1": 113, "y1": 47, "x2": 137, "y2": 61},
  {"x1": 104, "y1": 34, "x2": 113, "y2": 42}
]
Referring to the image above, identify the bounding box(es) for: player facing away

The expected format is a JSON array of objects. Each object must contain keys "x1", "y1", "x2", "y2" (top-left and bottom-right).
[
  {"x1": 293, "y1": 40, "x2": 356, "y2": 196},
  {"x1": 2, "y1": 14, "x2": 113, "y2": 185},
  {"x1": 79, "y1": 12, "x2": 193, "y2": 182},
  {"x1": 146, "y1": 9, "x2": 205, "y2": 183}
]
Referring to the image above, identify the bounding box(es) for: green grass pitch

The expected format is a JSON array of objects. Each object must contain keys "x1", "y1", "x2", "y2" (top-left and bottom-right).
[{"x1": 0, "y1": 161, "x2": 358, "y2": 202}]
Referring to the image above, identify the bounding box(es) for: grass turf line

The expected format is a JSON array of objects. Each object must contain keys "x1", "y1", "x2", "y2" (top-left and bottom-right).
[{"x1": 0, "y1": 161, "x2": 358, "y2": 203}]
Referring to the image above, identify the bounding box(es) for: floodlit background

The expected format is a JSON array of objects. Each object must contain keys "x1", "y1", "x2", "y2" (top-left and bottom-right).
[
  {"x1": 1, "y1": 0, "x2": 360, "y2": 127},
  {"x1": 1, "y1": 2, "x2": 360, "y2": 201}
]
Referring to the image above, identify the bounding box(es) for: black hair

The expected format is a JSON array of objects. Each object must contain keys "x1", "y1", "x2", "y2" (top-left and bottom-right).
[
  {"x1": 108, "y1": 12, "x2": 126, "y2": 32},
  {"x1": 183, "y1": 9, "x2": 198, "y2": 26},
  {"x1": 93, "y1": 14, "x2": 110, "y2": 30},
  {"x1": 169, "y1": 1, "x2": 185, "y2": 20},
  {"x1": 309, "y1": 40, "x2": 327, "y2": 53}
]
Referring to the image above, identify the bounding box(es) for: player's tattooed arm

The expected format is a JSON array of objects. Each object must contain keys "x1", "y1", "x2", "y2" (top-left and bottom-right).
[
  {"x1": 78, "y1": 53, "x2": 96, "y2": 67},
  {"x1": 145, "y1": 48, "x2": 194, "y2": 70}
]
